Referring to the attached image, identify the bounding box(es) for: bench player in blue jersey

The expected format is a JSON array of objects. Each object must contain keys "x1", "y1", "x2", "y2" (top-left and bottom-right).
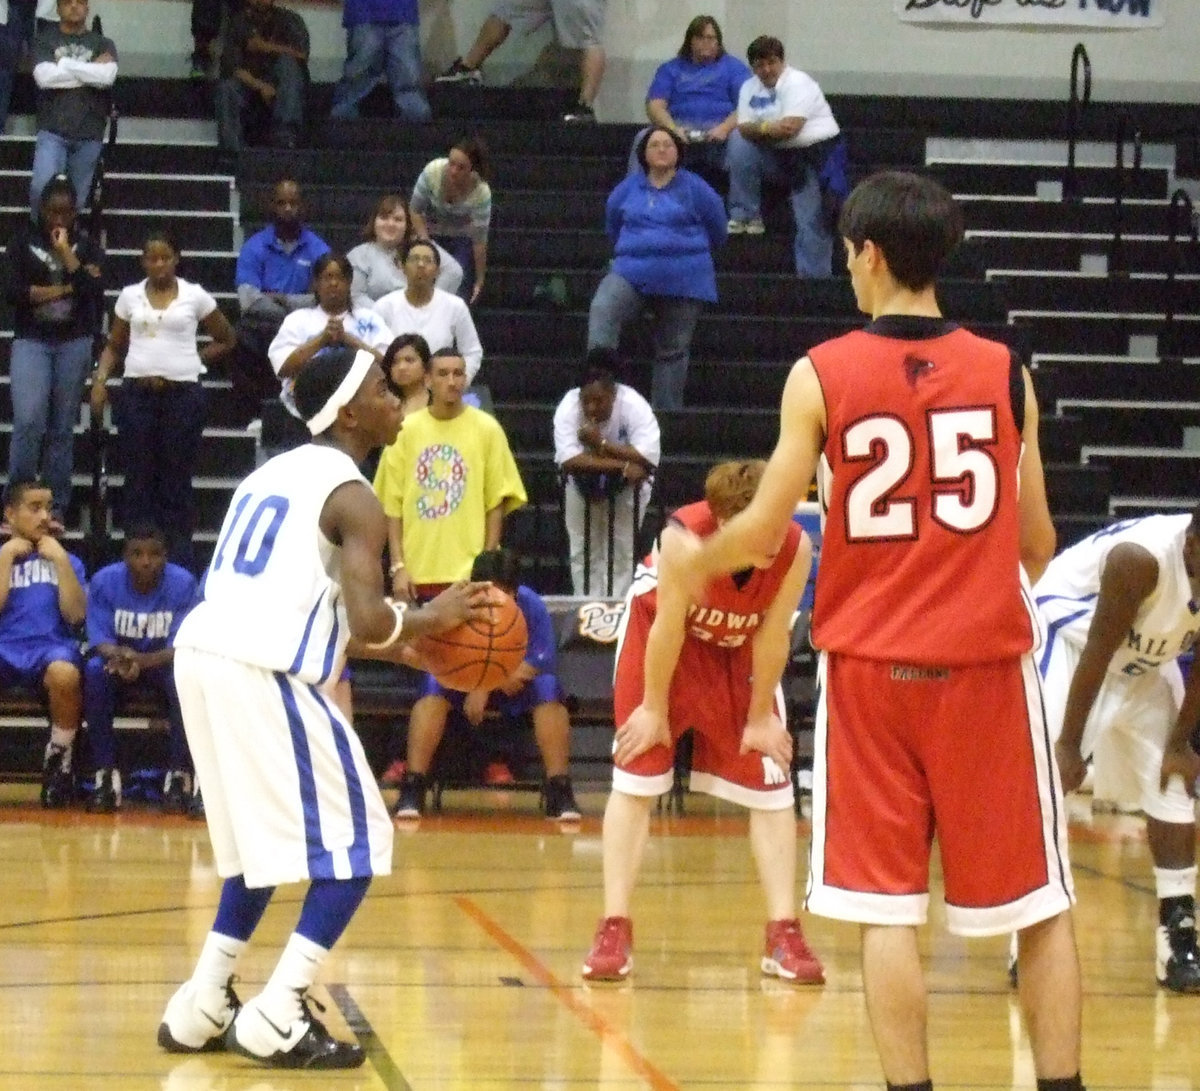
[
  {"x1": 157, "y1": 346, "x2": 490, "y2": 1070},
  {"x1": 0, "y1": 476, "x2": 86, "y2": 807}
]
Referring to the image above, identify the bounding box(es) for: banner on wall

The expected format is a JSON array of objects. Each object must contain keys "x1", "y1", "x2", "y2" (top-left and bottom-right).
[{"x1": 895, "y1": 0, "x2": 1164, "y2": 28}]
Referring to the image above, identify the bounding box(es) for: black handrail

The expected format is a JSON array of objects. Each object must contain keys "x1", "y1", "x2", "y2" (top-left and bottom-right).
[
  {"x1": 1063, "y1": 43, "x2": 1091, "y2": 204},
  {"x1": 1108, "y1": 111, "x2": 1142, "y2": 276},
  {"x1": 1161, "y1": 189, "x2": 1198, "y2": 362}
]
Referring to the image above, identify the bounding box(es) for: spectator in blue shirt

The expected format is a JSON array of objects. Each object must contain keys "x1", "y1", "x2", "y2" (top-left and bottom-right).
[
  {"x1": 587, "y1": 126, "x2": 727, "y2": 410},
  {"x1": 628, "y1": 15, "x2": 750, "y2": 179},
  {"x1": 330, "y1": 0, "x2": 430, "y2": 123},
  {"x1": 0, "y1": 477, "x2": 87, "y2": 809},
  {"x1": 230, "y1": 179, "x2": 330, "y2": 428},
  {"x1": 392, "y1": 548, "x2": 581, "y2": 822},
  {"x1": 83, "y1": 522, "x2": 198, "y2": 815}
]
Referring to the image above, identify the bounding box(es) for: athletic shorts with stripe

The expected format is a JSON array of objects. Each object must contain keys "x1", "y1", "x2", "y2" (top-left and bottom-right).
[
  {"x1": 806, "y1": 652, "x2": 1075, "y2": 936},
  {"x1": 611, "y1": 617, "x2": 793, "y2": 811},
  {"x1": 174, "y1": 646, "x2": 393, "y2": 889}
]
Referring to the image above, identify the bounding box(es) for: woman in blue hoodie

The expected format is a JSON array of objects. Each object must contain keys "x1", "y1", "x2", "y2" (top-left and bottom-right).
[{"x1": 587, "y1": 126, "x2": 727, "y2": 410}]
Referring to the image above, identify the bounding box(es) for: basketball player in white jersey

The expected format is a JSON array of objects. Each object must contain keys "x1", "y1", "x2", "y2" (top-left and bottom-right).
[
  {"x1": 1035, "y1": 509, "x2": 1200, "y2": 992},
  {"x1": 157, "y1": 346, "x2": 490, "y2": 1068}
]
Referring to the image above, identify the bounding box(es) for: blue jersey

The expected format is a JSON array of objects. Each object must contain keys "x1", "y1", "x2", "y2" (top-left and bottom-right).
[
  {"x1": 0, "y1": 551, "x2": 86, "y2": 647},
  {"x1": 86, "y1": 562, "x2": 198, "y2": 654},
  {"x1": 516, "y1": 585, "x2": 557, "y2": 675}
]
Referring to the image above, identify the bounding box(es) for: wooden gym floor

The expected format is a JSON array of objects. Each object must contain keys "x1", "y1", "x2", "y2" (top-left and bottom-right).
[{"x1": 0, "y1": 784, "x2": 1196, "y2": 1090}]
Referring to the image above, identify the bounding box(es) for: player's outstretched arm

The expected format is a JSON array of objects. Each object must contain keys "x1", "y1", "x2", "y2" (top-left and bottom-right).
[
  {"x1": 1056, "y1": 542, "x2": 1158, "y2": 790},
  {"x1": 1017, "y1": 366, "x2": 1056, "y2": 584}
]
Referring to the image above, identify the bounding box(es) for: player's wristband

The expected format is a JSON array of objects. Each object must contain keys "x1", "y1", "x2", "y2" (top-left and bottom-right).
[{"x1": 364, "y1": 599, "x2": 406, "y2": 650}]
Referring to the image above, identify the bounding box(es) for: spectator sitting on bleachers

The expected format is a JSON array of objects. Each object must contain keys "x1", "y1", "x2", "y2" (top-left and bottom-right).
[
  {"x1": 374, "y1": 239, "x2": 483, "y2": 385},
  {"x1": 83, "y1": 522, "x2": 198, "y2": 815},
  {"x1": 373, "y1": 349, "x2": 526, "y2": 602},
  {"x1": 4, "y1": 175, "x2": 103, "y2": 528},
  {"x1": 392, "y1": 547, "x2": 581, "y2": 821},
  {"x1": 0, "y1": 477, "x2": 86, "y2": 808},
  {"x1": 29, "y1": 0, "x2": 117, "y2": 211},
  {"x1": 215, "y1": 0, "x2": 309, "y2": 154},
  {"x1": 553, "y1": 347, "x2": 659, "y2": 598},
  {"x1": 726, "y1": 34, "x2": 848, "y2": 278},
  {"x1": 434, "y1": 0, "x2": 607, "y2": 124},
  {"x1": 348, "y1": 194, "x2": 464, "y2": 307},
  {"x1": 383, "y1": 333, "x2": 431, "y2": 417},
  {"x1": 628, "y1": 15, "x2": 750, "y2": 180},
  {"x1": 329, "y1": 0, "x2": 430, "y2": 123},
  {"x1": 409, "y1": 138, "x2": 492, "y2": 304},
  {"x1": 268, "y1": 252, "x2": 392, "y2": 399},
  {"x1": 90, "y1": 229, "x2": 236, "y2": 572},
  {"x1": 230, "y1": 179, "x2": 330, "y2": 429},
  {"x1": 587, "y1": 126, "x2": 726, "y2": 410}
]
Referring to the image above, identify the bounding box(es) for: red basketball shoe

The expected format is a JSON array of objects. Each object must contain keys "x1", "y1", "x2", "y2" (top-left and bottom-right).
[
  {"x1": 761, "y1": 919, "x2": 825, "y2": 984},
  {"x1": 582, "y1": 917, "x2": 633, "y2": 981}
]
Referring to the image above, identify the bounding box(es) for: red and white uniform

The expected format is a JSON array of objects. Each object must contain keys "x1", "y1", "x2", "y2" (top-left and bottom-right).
[
  {"x1": 612, "y1": 501, "x2": 802, "y2": 810},
  {"x1": 805, "y1": 317, "x2": 1074, "y2": 936}
]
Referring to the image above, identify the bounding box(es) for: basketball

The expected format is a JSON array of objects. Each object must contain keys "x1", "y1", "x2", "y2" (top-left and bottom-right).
[{"x1": 417, "y1": 586, "x2": 529, "y2": 692}]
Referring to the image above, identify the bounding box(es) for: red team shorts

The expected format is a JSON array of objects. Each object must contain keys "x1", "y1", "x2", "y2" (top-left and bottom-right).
[
  {"x1": 805, "y1": 652, "x2": 1074, "y2": 936},
  {"x1": 611, "y1": 631, "x2": 793, "y2": 811}
]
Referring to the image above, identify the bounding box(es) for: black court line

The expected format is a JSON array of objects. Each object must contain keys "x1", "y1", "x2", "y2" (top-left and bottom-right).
[{"x1": 327, "y1": 982, "x2": 412, "y2": 1091}]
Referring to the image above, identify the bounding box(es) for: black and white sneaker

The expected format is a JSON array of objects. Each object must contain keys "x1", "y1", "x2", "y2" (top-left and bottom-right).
[
  {"x1": 562, "y1": 102, "x2": 596, "y2": 124},
  {"x1": 1157, "y1": 906, "x2": 1200, "y2": 993},
  {"x1": 544, "y1": 775, "x2": 581, "y2": 821},
  {"x1": 229, "y1": 991, "x2": 365, "y2": 1069},
  {"x1": 187, "y1": 778, "x2": 205, "y2": 820},
  {"x1": 158, "y1": 976, "x2": 242, "y2": 1052},
  {"x1": 162, "y1": 770, "x2": 192, "y2": 814},
  {"x1": 435, "y1": 58, "x2": 482, "y2": 85},
  {"x1": 87, "y1": 768, "x2": 122, "y2": 813},
  {"x1": 391, "y1": 771, "x2": 427, "y2": 820},
  {"x1": 40, "y1": 743, "x2": 74, "y2": 808}
]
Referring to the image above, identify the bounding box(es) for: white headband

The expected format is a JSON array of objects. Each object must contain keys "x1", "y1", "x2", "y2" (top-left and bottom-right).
[{"x1": 305, "y1": 349, "x2": 377, "y2": 435}]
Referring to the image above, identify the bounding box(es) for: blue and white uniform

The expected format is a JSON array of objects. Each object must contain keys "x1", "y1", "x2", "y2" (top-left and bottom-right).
[
  {"x1": 174, "y1": 444, "x2": 393, "y2": 888},
  {"x1": 1035, "y1": 514, "x2": 1200, "y2": 820},
  {"x1": 0, "y1": 551, "x2": 86, "y2": 681}
]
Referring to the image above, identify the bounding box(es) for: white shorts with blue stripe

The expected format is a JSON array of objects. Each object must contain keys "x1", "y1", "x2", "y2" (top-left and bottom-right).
[{"x1": 174, "y1": 646, "x2": 394, "y2": 888}]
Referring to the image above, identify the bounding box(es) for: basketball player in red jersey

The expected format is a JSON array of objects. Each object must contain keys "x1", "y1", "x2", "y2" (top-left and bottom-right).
[
  {"x1": 582, "y1": 459, "x2": 824, "y2": 986},
  {"x1": 686, "y1": 172, "x2": 1085, "y2": 1091}
]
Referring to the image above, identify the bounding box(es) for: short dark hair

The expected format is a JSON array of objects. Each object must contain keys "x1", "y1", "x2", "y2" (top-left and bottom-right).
[
  {"x1": 143, "y1": 229, "x2": 180, "y2": 257},
  {"x1": 579, "y1": 346, "x2": 620, "y2": 391},
  {"x1": 124, "y1": 522, "x2": 168, "y2": 548},
  {"x1": 679, "y1": 15, "x2": 724, "y2": 60},
  {"x1": 635, "y1": 126, "x2": 685, "y2": 171},
  {"x1": 3, "y1": 476, "x2": 50, "y2": 510},
  {"x1": 837, "y1": 170, "x2": 964, "y2": 291},
  {"x1": 312, "y1": 252, "x2": 353, "y2": 282},
  {"x1": 292, "y1": 345, "x2": 361, "y2": 424},
  {"x1": 402, "y1": 237, "x2": 440, "y2": 266},
  {"x1": 38, "y1": 175, "x2": 76, "y2": 211},
  {"x1": 427, "y1": 347, "x2": 464, "y2": 373},
  {"x1": 470, "y1": 547, "x2": 521, "y2": 592},
  {"x1": 451, "y1": 136, "x2": 490, "y2": 182},
  {"x1": 746, "y1": 35, "x2": 785, "y2": 65}
]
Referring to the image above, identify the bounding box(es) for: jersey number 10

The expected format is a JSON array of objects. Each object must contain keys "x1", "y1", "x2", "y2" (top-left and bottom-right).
[{"x1": 211, "y1": 494, "x2": 291, "y2": 576}]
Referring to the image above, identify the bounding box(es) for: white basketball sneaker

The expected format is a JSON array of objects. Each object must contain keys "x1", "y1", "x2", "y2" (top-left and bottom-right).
[
  {"x1": 229, "y1": 990, "x2": 365, "y2": 1069},
  {"x1": 157, "y1": 976, "x2": 241, "y2": 1052}
]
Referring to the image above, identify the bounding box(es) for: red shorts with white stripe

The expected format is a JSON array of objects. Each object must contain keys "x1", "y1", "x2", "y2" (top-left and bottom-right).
[
  {"x1": 805, "y1": 652, "x2": 1075, "y2": 936},
  {"x1": 610, "y1": 618, "x2": 793, "y2": 811}
]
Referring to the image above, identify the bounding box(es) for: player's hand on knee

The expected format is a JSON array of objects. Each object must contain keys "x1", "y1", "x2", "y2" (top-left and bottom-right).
[
  {"x1": 1054, "y1": 738, "x2": 1087, "y2": 793},
  {"x1": 614, "y1": 704, "x2": 669, "y2": 766},
  {"x1": 1160, "y1": 742, "x2": 1200, "y2": 799},
  {"x1": 739, "y1": 713, "x2": 792, "y2": 771}
]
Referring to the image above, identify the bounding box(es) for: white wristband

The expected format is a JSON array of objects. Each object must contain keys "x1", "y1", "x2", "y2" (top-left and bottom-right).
[{"x1": 363, "y1": 599, "x2": 406, "y2": 650}]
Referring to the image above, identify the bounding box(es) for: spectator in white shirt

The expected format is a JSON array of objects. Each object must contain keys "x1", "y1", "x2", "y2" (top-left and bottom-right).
[
  {"x1": 91, "y1": 230, "x2": 236, "y2": 569},
  {"x1": 553, "y1": 348, "x2": 660, "y2": 597},
  {"x1": 29, "y1": 0, "x2": 117, "y2": 210},
  {"x1": 725, "y1": 35, "x2": 847, "y2": 278},
  {"x1": 374, "y1": 239, "x2": 483, "y2": 386}
]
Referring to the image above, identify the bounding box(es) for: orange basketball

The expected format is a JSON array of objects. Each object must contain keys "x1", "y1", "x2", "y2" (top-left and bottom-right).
[{"x1": 417, "y1": 586, "x2": 529, "y2": 692}]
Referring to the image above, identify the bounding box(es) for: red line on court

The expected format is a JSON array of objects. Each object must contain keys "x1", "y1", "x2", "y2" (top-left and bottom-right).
[{"x1": 454, "y1": 895, "x2": 681, "y2": 1091}]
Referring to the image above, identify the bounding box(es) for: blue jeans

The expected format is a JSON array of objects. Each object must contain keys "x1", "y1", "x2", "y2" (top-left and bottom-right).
[
  {"x1": 114, "y1": 379, "x2": 208, "y2": 571},
  {"x1": 83, "y1": 658, "x2": 189, "y2": 770},
  {"x1": 436, "y1": 234, "x2": 476, "y2": 303},
  {"x1": 726, "y1": 131, "x2": 833, "y2": 278},
  {"x1": 8, "y1": 336, "x2": 93, "y2": 513},
  {"x1": 215, "y1": 56, "x2": 306, "y2": 151},
  {"x1": 330, "y1": 22, "x2": 430, "y2": 123},
  {"x1": 587, "y1": 271, "x2": 701, "y2": 410},
  {"x1": 29, "y1": 131, "x2": 103, "y2": 211}
]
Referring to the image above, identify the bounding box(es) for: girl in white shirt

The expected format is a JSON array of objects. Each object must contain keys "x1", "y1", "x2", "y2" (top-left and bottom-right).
[{"x1": 91, "y1": 230, "x2": 236, "y2": 568}]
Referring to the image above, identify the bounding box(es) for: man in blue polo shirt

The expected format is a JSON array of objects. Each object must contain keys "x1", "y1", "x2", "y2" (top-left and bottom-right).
[
  {"x1": 230, "y1": 178, "x2": 330, "y2": 428},
  {"x1": 83, "y1": 522, "x2": 198, "y2": 814}
]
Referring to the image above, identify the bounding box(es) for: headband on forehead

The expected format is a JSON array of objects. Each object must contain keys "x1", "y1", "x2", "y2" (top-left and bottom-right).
[{"x1": 305, "y1": 349, "x2": 377, "y2": 435}]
